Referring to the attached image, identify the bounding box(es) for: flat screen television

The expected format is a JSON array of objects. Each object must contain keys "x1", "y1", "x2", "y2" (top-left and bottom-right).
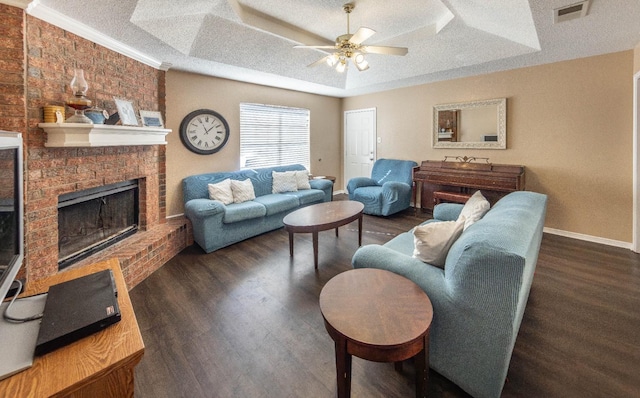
[
  {"x1": 0, "y1": 131, "x2": 41, "y2": 380},
  {"x1": 0, "y1": 131, "x2": 24, "y2": 304}
]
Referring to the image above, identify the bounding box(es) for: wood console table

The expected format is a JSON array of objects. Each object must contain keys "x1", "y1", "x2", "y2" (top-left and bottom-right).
[
  {"x1": 0, "y1": 258, "x2": 144, "y2": 397},
  {"x1": 413, "y1": 159, "x2": 525, "y2": 211}
]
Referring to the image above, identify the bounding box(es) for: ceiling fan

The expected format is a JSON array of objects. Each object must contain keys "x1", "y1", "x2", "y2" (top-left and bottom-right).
[{"x1": 294, "y1": 3, "x2": 408, "y2": 72}]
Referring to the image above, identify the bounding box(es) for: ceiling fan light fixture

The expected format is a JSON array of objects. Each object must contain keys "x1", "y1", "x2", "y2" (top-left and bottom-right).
[
  {"x1": 296, "y1": 3, "x2": 407, "y2": 73},
  {"x1": 326, "y1": 54, "x2": 339, "y2": 67},
  {"x1": 354, "y1": 53, "x2": 369, "y2": 71}
]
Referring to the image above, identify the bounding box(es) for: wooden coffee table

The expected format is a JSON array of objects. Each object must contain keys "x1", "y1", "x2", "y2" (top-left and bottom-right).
[
  {"x1": 283, "y1": 200, "x2": 364, "y2": 269},
  {"x1": 319, "y1": 268, "x2": 433, "y2": 398}
]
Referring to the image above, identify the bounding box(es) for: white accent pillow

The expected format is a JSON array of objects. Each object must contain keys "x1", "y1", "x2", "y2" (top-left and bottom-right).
[
  {"x1": 457, "y1": 190, "x2": 490, "y2": 230},
  {"x1": 295, "y1": 170, "x2": 311, "y2": 190},
  {"x1": 412, "y1": 219, "x2": 465, "y2": 268},
  {"x1": 207, "y1": 179, "x2": 234, "y2": 205},
  {"x1": 231, "y1": 178, "x2": 256, "y2": 203},
  {"x1": 272, "y1": 171, "x2": 298, "y2": 193}
]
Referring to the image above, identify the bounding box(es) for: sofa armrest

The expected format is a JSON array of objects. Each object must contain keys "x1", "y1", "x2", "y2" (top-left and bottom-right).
[
  {"x1": 309, "y1": 178, "x2": 332, "y2": 191},
  {"x1": 381, "y1": 181, "x2": 412, "y2": 196},
  {"x1": 433, "y1": 203, "x2": 464, "y2": 221},
  {"x1": 347, "y1": 177, "x2": 378, "y2": 194},
  {"x1": 184, "y1": 198, "x2": 225, "y2": 218},
  {"x1": 351, "y1": 245, "x2": 449, "y2": 299}
]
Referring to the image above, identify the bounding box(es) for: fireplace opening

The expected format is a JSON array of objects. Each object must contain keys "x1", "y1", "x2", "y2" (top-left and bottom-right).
[{"x1": 58, "y1": 180, "x2": 139, "y2": 270}]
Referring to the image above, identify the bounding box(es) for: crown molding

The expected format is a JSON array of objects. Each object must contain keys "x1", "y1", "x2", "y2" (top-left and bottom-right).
[{"x1": 25, "y1": 0, "x2": 165, "y2": 70}]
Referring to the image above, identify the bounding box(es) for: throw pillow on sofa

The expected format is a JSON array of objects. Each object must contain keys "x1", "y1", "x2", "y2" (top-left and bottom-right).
[
  {"x1": 412, "y1": 219, "x2": 465, "y2": 267},
  {"x1": 458, "y1": 190, "x2": 490, "y2": 230},
  {"x1": 208, "y1": 179, "x2": 234, "y2": 205},
  {"x1": 295, "y1": 170, "x2": 311, "y2": 190},
  {"x1": 231, "y1": 178, "x2": 256, "y2": 203},
  {"x1": 272, "y1": 171, "x2": 298, "y2": 193}
]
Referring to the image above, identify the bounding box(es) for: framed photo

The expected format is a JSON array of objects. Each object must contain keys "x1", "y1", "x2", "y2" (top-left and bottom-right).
[
  {"x1": 114, "y1": 98, "x2": 139, "y2": 126},
  {"x1": 139, "y1": 110, "x2": 164, "y2": 128}
]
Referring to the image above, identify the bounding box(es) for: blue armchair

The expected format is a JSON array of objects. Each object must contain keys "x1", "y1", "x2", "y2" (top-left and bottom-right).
[{"x1": 347, "y1": 158, "x2": 418, "y2": 216}]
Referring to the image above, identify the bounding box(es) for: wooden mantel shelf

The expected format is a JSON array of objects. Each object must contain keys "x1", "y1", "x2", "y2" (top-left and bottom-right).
[{"x1": 39, "y1": 123, "x2": 171, "y2": 147}]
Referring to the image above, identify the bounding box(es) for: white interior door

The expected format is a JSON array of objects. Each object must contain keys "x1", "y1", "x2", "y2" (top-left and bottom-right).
[{"x1": 344, "y1": 108, "x2": 376, "y2": 192}]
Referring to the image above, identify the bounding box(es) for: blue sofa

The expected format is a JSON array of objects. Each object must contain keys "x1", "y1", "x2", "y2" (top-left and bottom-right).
[
  {"x1": 183, "y1": 164, "x2": 333, "y2": 253},
  {"x1": 351, "y1": 191, "x2": 547, "y2": 398},
  {"x1": 347, "y1": 158, "x2": 418, "y2": 216}
]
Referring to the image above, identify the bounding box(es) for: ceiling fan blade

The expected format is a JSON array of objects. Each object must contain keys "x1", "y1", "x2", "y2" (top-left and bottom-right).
[
  {"x1": 362, "y1": 45, "x2": 408, "y2": 56},
  {"x1": 294, "y1": 45, "x2": 337, "y2": 49},
  {"x1": 349, "y1": 27, "x2": 376, "y2": 45},
  {"x1": 307, "y1": 56, "x2": 331, "y2": 68}
]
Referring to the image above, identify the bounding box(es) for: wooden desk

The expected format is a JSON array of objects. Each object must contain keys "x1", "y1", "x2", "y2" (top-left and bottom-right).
[{"x1": 0, "y1": 258, "x2": 144, "y2": 397}]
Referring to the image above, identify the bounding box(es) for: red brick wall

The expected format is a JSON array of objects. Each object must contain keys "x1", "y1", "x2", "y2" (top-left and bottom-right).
[
  {"x1": 0, "y1": 4, "x2": 25, "y2": 132},
  {"x1": 0, "y1": 5, "x2": 170, "y2": 283}
]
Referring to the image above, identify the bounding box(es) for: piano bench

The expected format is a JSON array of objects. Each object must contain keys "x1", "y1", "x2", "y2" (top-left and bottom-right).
[{"x1": 433, "y1": 191, "x2": 473, "y2": 205}]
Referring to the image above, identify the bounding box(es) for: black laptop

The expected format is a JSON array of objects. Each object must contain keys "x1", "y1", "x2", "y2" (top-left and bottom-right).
[{"x1": 35, "y1": 269, "x2": 121, "y2": 356}]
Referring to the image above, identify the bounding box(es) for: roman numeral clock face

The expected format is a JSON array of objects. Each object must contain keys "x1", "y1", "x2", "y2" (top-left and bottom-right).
[{"x1": 179, "y1": 109, "x2": 230, "y2": 155}]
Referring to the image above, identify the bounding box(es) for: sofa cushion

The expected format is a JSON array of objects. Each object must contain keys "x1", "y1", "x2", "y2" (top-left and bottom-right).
[
  {"x1": 254, "y1": 194, "x2": 300, "y2": 215},
  {"x1": 412, "y1": 219, "x2": 465, "y2": 267},
  {"x1": 458, "y1": 190, "x2": 490, "y2": 230},
  {"x1": 231, "y1": 178, "x2": 256, "y2": 203},
  {"x1": 295, "y1": 170, "x2": 311, "y2": 190},
  {"x1": 207, "y1": 179, "x2": 234, "y2": 205},
  {"x1": 222, "y1": 201, "x2": 266, "y2": 223},
  {"x1": 272, "y1": 171, "x2": 298, "y2": 193},
  {"x1": 284, "y1": 189, "x2": 325, "y2": 205}
]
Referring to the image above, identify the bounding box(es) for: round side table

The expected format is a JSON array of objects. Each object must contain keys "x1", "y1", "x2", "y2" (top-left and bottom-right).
[{"x1": 319, "y1": 268, "x2": 433, "y2": 398}]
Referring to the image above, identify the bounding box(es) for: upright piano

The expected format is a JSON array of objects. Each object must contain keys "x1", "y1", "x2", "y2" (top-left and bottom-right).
[{"x1": 412, "y1": 159, "x2": 525, "y2": 211}]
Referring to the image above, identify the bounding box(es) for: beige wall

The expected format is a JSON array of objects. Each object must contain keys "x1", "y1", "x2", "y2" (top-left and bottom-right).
[
  {"x1": 343, "y1": 51, "x2": 634, "y2": 242},
  {"x1": 635, "y1": 42, "x2": 640, "y2": 73},
  {"x1": 165, "y1": 71, "x2": 342, "y2": 216}
]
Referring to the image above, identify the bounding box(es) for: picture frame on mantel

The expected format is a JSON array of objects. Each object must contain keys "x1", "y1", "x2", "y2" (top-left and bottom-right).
[
  {"x1": 139, "y1": 110, "x2": 164, "y2": 128},
  {"x1": 114, "y1": 98, "x2": 138, "y2": 126}
]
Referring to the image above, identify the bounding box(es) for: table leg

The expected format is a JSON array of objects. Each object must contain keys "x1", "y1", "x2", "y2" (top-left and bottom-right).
[
  {"x1": 414, "y1": 332, "x2": 430, "y2": 398},
  {"x1": 335, "y1": 227, "x2": 339, "y2": 237},
  {"x1": 335, "y1": 338, "x2": 352, "y2": 398},
  {"x1": 288, "y1": 231, "x2": 294, "y2": 257},
  {"x1": 357, "y1": 214, "x2": 362, "y2": 246},
  {"x1": 313, "y1": 231, "x2": 319, "y2": 269}
]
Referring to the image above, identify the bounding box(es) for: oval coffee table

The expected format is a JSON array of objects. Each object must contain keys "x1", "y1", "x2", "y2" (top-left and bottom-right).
[
  {"x1": 283, "y1": 200, "x2": 364, "y2": 269},
  {"x1": 319, "y1": 268, "x2": 433, "y2": 398}
]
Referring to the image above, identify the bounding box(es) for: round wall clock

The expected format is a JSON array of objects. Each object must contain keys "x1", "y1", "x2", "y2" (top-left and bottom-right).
[{"x1": 179, "y1": 109, "x2": 230, "y2": 155}]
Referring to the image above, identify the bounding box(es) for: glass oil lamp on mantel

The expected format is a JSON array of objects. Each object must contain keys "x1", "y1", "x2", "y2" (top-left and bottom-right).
[{"x1": 65, "y1": 68, "x2": 92, "y2": 123}]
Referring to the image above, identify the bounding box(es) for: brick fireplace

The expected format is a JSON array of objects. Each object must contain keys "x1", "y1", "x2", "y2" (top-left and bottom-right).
[{"x1": 0, "y1": 4, "x2": 191, "y2": 289}]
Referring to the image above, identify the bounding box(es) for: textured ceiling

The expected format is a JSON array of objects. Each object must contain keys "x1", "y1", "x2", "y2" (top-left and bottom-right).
[{"x1": 27, "y1": 0, "x2": 640, "y2": 97}]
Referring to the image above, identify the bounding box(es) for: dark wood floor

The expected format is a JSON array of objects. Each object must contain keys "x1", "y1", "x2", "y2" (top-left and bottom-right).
[{"x1": 130, "y1": 202, "x2": 640, "y2": 397}]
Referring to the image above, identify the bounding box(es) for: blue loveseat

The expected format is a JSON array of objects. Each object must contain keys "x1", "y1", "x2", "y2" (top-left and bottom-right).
[
  {"x1": 351, "y1": 191, "x2": 548, "y2": 398},
  {"x1": 347, "y1": 158, "x2": 417, "y2": 216},
  {"x1": 183, "y1": 164, "x2": 333, "y2": 253}
]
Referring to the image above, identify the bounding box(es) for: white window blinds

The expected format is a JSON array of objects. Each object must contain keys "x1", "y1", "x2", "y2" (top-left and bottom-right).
[{"x1": 239, "y1": 103, "x2": 310, "y2": 170}]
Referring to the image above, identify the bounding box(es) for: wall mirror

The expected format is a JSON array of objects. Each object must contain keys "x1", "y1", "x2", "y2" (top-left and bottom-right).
[{"x1": 432, "y1": 98, "x2": 507, "y2": 149}]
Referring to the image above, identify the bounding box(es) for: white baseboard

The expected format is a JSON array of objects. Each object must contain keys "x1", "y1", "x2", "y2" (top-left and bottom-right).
[{"x1": 543, "y1": 227, "x2": 632, "y2": 250}]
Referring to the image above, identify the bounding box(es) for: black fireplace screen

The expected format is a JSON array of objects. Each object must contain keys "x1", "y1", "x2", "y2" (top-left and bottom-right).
[{"x1": 58, "y1": 180, "x2": 138, "y2": 269}]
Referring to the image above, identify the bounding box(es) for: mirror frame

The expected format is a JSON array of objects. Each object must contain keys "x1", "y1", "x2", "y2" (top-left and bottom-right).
[{"x1": 432, "y1": 97, "x2": 507, "y2": 149}]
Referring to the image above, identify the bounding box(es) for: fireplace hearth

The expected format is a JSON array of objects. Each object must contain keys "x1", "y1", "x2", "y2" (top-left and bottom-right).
[{"x1": 58, "y1": 180, "x2": 139, "y2": 270}]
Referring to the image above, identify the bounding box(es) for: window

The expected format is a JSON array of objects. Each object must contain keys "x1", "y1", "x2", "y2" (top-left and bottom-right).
[{"x1": 239, "y1": 103, "x2": 310, "y2": 170}]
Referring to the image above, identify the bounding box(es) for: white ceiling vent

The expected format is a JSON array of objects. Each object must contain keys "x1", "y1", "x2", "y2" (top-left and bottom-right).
[{"x1": 554, "y1": 1, "x2": 590, "y2": 23}]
